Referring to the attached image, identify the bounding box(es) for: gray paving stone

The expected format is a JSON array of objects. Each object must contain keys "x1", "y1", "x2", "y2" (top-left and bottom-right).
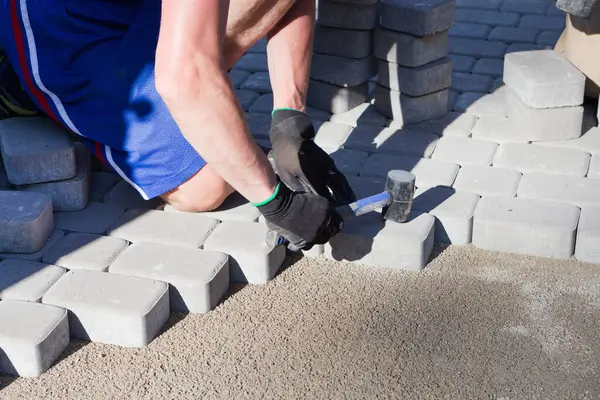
[
  {"x1": 453, "y1": 91, "x2": 507, "y2": 117},
  {"x1": 359, "y1": 153, "x2": 460, "y2": 187},
  {"x1": 491, "y1": 77, "x2": 504, "y2": 92},
  {"x1": 0, "y1": 300, "x2": 69, "y2": 377},
  {"x1": 448, "y1": 37, "x2": 508, "y2": 58},
  {"x1": 327, "y1": 148, "x2": 370, "y2": 176},
  {"x1": 575, "y1": 206, "x2": 600, "y2": 264},
  {"x1": 247, "y1": 37, "x2": 267, "y2": 53},
  {"x1": 537, "y1": 30, "x2": 562, "y2": 46},
  {"x1": 517, "y1": 172, "x2": 600, "y2": 207},
  {"x1": 448, "y1": 90, "x2": 459, "y2": 110},
  {"x1": 455, "y1": 9, "x2": 520, "y2": 26},
  {"x1": 473, "y1": 196, "x2": 580, "y2": 259},
  {"x1": 533, "y1": 121, "x2": 600, "y2": 154},
  {"x1": 412, "y1": 186, "x2": 480, "y2": 244},
  {"x1": 102, "y1": 180, "x2": 164, "y2": 210},
  {"x1": 493, "y1": 143, "x2": 590, "y2": 177},
  {"x1": 345, "y1": 175, "x2": 386, "y2": 199},
  {"x1": 448, "y1": 54, "x2": 477, "y2": 72},
  {"x1": 0, "y1": 191, "x2": 53, "y2": 254},
  {"x1": 329, "y1": 103, "x2": 389, "y2": 127},
  {"x1": 501, "y1": 0, "x2": 548, "y2": 14},
  {"x1": 234, "y1": 53, "x2": 268, "y2": 72},
  {"x1": 324, "y1": 211, "x2": 435, "y2": 271},
  {"x1": 343, "y1": 126, "x2": 439, "y2": 158},
  {"x1": 247, "y1": 93, "x2": 273, "y2": 114},
  {"x1": 472, "y1": 58, "x2": 504, "y2": 78},
  {"x1": 432, "y1": 136, "x2": 499, "y2": 166},
  {"x1": 451, "y1": 72, "x2": 493, "y2": 93},
  {"x1": 307, "y1": 79, "x2": 369, "y2": 114},
  {"x1": 313, "y1": 122, "x2": 354, "y2": 149},
  {"x1": 328, "y1": 0, "x2": 379, "y2": 4},
  {"x1": 229, "y1": 69, "x2": 251, "y2": 88},
  {"x1": 0, "y1": 230, "x2": 64, "y2": 262},
  {"x1": 374, "y1": 27, "x2": 449, "y2": 67},
  {"x1": 108, "y1": 242, "x2": 229, "y2": 313},
  {"x1": 310, "y1": 54, "x2": 376, "y2": 87},
  {"x1": 471, "y1": 116, "x2": 530, "y2": 143},
  {"x1": 488, "y1": 26, "x2": 539, "y2": 43},
  {"x1": 0, "y1": 171, "x2": 10, "y2": 189},
  {"x1": 448, "y1": 22, "x2": 491, "y2": 39},
  {"x1": 54, "y1": 202, "x2": 125, "y2": 235},
  {"x1": 317, "y1": 0, "x2": 379, "y2": 30},
  {"x1": 505, "y1": 43, "x2": 547, "y2": 54},
  {"x1": 588, "y1": 156, "x2": 600, "y2": 179},
  {"x1": 235, "y1": 89, "x2": 260, "y2": 111},
  {"x1": 505, "y1": 87, "x2": 584, "y2": 141},
  {"x1": 43, "y1": 233, "x2": 128, "y2": 272},
  {"x1": 0, "y1": 259, "x2": 66, "y2": 303},
  {"x1": 453, "y1": 165, "x2": 522, "y2": 196},
  {"x1": 374, "y1": 85, "x2": 448, "y2": 124},
  {"x1": 519, "y1": 14, "x2": 566, "y2": 30},
  {"x1": 380, "y1": 0, "x2": 455, "y2": 37},
  {"x1": 504, "y1": 50, "x2": 585, "y2": 109},
  {"x1": 203, "y1": 221, "x2": 286, "y2": 284},
  {"x1": 400, "y1": 112, "x2": 477, "y2": 137},
  {"x1": 42, "y1": 270, "x2": 169, "y2": 347},
  {"x1": 378, "y1": 58, "x2": 452, "y2": 96},
  {"x1": 313, "y1": 25, "x2": 372, "y2": 59},
  {"x1": 163, "y1": 192, "x2": 261, "y2": 222},
  {"x1": 246, "y1": 112, "x2": 271, "y2": 139},
  {"x1": 306, "y1": 107, "x2": 333, "y2": 122},
  {"x1": 0, "y1": 117, "x2": 76, "y2": 185},
  {"x1": 89, "y1": 172, "x2": 120, "y2": 202},
  {"x1": 107, "y1": 209, "x2": 219, "y2": 249},
  {"x1": 456, "y1": 0, "x2": 503, "y2": 10},
  {"x1": 239, "y1": 72, "x2": 272, "y2": 93}
]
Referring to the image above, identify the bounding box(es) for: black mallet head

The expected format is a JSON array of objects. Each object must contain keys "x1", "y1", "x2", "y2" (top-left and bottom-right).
[{"x1": 382, "y1": 170, "x2": 416, "y2": 223}]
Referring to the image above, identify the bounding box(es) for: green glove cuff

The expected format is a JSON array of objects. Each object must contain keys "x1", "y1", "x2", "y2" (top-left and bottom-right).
[
  {"x1": 251, "y1": 182, "x2": 281, "y2": 207},
  {"x1": 271, "y1": 107, "x2": 300, "y2": 117}
]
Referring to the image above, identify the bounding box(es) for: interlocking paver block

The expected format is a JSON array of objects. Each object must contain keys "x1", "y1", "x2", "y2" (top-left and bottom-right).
[
  {"x1": 234, "y1": 53, "x2": 268, "y2": 72},
  {"x1": 0, "y1": 300, "x2": 69, "y2": 377},
  {"x1": 344, "y1": 126, "x2": 439, "y2": 158},
  {"x1": 494, "y1": 143, "x2": 590, "y2": 177},
  {"x1": 472, "y1": 58, "x2": 504, "y2": 77},
  {"x1": 107, "y1": 209, "x2": 219, "y2": 249},
  {"x1": 374, "y1": 85, "x2": 448, "y2": 124},
  {"x1": 247, "y1": 37, "x2": 267, "y2": 53},
  {"x1": 400, "y1": 112, "x2": 477, "y2": 137},
  {"x1": 203, "y1": 221, "x2": 286, "y2": 284},
  {"x1": 0, "y1": 171, "x2": 10, "y2": 189},
  {"x1": 102, "y1": 180, "x2": 164, "y2": 210},
  {"x1": 235, "y1": 89, "x2": 260, "y2": 111},
  {"x1": 313, "y1": 25, "x2": 372, "y2": 59},
  {"x1": 448, "y1": 90, "x2": 459, "y2": 111},
  {"x1": 575, "y1": 206, "x2": 600, "y2": 264},
  {"x1": 432, "y1": 136, "x2": 498, "y2": 166},
  {"x1": 42, "y1": 270, "x2": 169, "y2": 347},
  {"x1": 329, "y1": 103, "x2": 389, "y2": 127},
  {"x1": 505, "y1": 43, "x2": 546, "y2": 54},
  {"x1": 0, "y1": 191, "x2": 53, "y2": 254},
  {"x1": 317, "y1": 0, "x2": 379, "y2": 30},
  {"x1": 109, "y1": 242, "x2": 229, "y2": 313},
  {"x1": 89, "y1": 172, "x2": 120, "y2": 202},
  {"x1": 359, "y1": 153, "x2": 460, "y2": 187},
  {"x1": 0, "y1": 230, "x2": 64, "y2": 262},
  {"x1": 54, "y1": 201, "x2": 126, "y2": 234},
  {"x1": 501, "y1": 0, "x2": 547, "y2": 14},
  {"x1": 0, "y1": 117, "x2": 76, "y2": 185},
  {"x1": 164, "y1": 192, "x2": 260, "y2": 222},
  {"x1": 248, "y1": 93, "x2": 273, "y2": 114},
  {"x1": 380, "y1": 0, "x2": 455, "y2": 37},
  {"x1": 239, "y1": 72, "x2": 272, "y2": 93},
  {"x1": 374, "y1": 27, "x2": 448, "y2": 67},
  {"x1": 449, "y1": 22, "x2": 491, "y2": 40},
  {"x1": 327, "y1": 149, "x2": 370, "y2": 176},
  {"x1": 311, "y1": 54, "x2": 376, "y2": 87},
  {"x1": 472, "y1": 196, "x2": 580, "y2": 259},
  {"x1": 313, "y1": 121, "x2": 354, "y2": 149},
  {"x1": 448, "y1": 37, "x2": 507, "y2": 58},
  {"x1": 519, "y1": 15, "x2": 565, "y2": 31},
  {"x1": 505, "y1": 88, "x2": 583, "y2": 141},
  {"x1": 378, "y1": 58, "x2": 452, "y2": 96},
  {"x1": 471, "y1": 116, "x2": 530, "y2": 143},
  {"x1": 246, "y1": 112, "x2": 271, "y2": 139},
  {"x1": 455, "y1": 9, "x2": 520, "y2": 26},
  {"x1": 412, "y1": 186, "x2": 480, "y2": 244},
  {"x1": 453, "y1": 91, "x2": 507, "y2": 117},
  {"x1": 588, "y1": 156, "x2": 600, "y2": 179},
  {"x1": 345, "y1": 175, "x2": 386, "y2": 199},
  {"x1": 448, "y1": 54, "x2": 477, "y2": 72},
  {"x1": 307, "y1": 79, "x2": 369, "y2": 114},
  {"x1": 456, "y1": 0, "x2": 503, "y2": 10},
  {"x1": 453, "y1": 165, "x2": 522, "y2": 196},
  {"x1": 451, "y1": 72, "x2": 493, "y2": 93},
  {"x1": 229, "y1": 69, "x2": 251, "y2": 88},
  {"x1": 325, "y1": 211, "x2": 435, "y2": 270},
  {"x1": 0, "y1": 259, "x2": 66, "y2": 302},
  {"x1": 306, "y1": 107, "x2": 333, "y2": 122},
  {"x1": 517, "y1": 172, "x2": 600, "y2": 207},
  {"x1": 43, "y1": 233, "x2": 128, "y2": 272},
  {"x1": 503, "y1": 50, "x2": 586, "y2": 109},
  {"x1": 488, "y1": 27, "x2": 539, "y2": 43}
]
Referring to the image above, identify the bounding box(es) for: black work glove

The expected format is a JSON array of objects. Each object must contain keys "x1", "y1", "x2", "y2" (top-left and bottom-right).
[
  {"x1": 268, "y1": 109, "x2": 356, "y2": 206},
  {"x1": 256, "y1": 181, "x2": 343, "y2": 251}
]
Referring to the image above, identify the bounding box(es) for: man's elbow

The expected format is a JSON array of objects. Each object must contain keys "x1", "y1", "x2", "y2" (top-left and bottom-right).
[{"x1": 155, "y1": 55, "x2": 221, "y2": 105}]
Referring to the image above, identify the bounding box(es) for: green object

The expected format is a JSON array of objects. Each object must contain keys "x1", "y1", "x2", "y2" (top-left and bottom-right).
[
  {"x1": 251, "y1": 182, "x2": 281, "y2": 207},
  {"x1": 271, "y1": 107, "x2": 299, "y2": 117}
]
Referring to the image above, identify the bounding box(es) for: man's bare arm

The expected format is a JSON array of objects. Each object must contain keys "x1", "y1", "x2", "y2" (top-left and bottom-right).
[{"x1": 155, "y1": 0, "x2": 277, "y2": 204}]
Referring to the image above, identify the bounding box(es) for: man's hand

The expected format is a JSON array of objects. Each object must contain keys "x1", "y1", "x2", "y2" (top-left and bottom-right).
[{"x1": 268, "y1": 109, "x2": 356, "y2": 206}]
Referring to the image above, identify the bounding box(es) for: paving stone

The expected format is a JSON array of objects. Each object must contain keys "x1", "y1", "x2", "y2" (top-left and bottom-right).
[
  {"x1": 501, "y1": 0, "x2": 548, "y2": 14},
  {"x1": 317, "y1": 0, "x2": 379, "y2": 29},
  {"x1": 326, "y1": 149, "x2": 370, "y2": 176},
  {"x1": 493, "y1": 143, "x2": 590, "y2": 177},
  {"x1": 380, "y1": 0, "x2": 455, "y2": 37},
  {"x1": 107, "y1": 209, "x2": 219, "y2": 249},
  {"x1": 163, "y1": 192, "x2": 261, "y2": 222},
  {"x1": 534, "y1": 128, "x2": 600, "y2": 155},
  {"x1": 0, "y1": 171, "x2": 10, "y2": 189},
  {"x1": 234, "y1": 53, "x2": 268, "y2": 72},
  {"x1": 448, "y1": 54, "x2": 477, "y2": 72},
  {"x1": 453, "y1": 165, "x2": 522, "y2": 196},
  {"x1": 310, "y1": 54, "x2": 376, "y2": 87},
  {"x1": 517, "y1": 172, "x2": 600, "y2": 207},
  {"x1": 448, "y1": 22, "x2": 491, "y2": 39},
  {"x1": 324, "y1": 211, "x2": 435, "y2": 271},
  {"x1": 399, "y1": 112, "x2": 477, "y2": 137},
  {"x1": 0, "y1": 259, "x2": 66, "y2": 303},
  {"x1": 488, "y1": 27, "x2": 539, "y2": 43},
  {"x1": 344, "y1": 126, "x2": 439, "y2": 158},
  {"x1": 412, "y1": 186, "x2": 480, "y2": 244},
  {"x1": 239, "y1": 72, "x2": 272, "y2": 93},
  {"x1": 89, "y1": 172, "x2": 120, "y2": 202},
  {"x1": 374, "y1": 27, "x2": 449, "y2": 67},
  {"x1": 546, "y1": 2, "x2": 567, "y2": 16},
  {"x1": 0, "y1": 191, "x2": 53, "y2": 254},
  {"x1": 455, "y1": 9, "x2": 520, "y2": 26},
  {"x1": 471, "y1": 116, "x2": 530, "y2": 143},
  {"x1": 102, "y1": 180, "x2": 164, "y2": 210},
  {"x1": 345, "y1": 175, "x2": 386, "y2": 199},
  {"x1": 374, "y1": 85, "x2": 448, "y2": 124},
  {"x1": 453, "y1": 91, "x2": 507, "y2": 117},
  {"x1": 451, "y1": 72, "x2": 493, "y2": 93},
  {"x1": 378, "y1": 58, "x2": 452, "y2": 96},
  {"x1": 329, "y1": 103, "x2": 389, "y2": 127},
  {"x1": 588, "y1": 156, "x2": 600, "y2": 178},
  {"x1": 247, "y1": 37, "x2": 267, "y2": 53},
  {"x1": 313, "y1": 122, "x2": 354, "y2": 149},
  {"x1": 0, "y1": 230, "x2": 64, "y2": 262},
  {"x1": 54, "y1": 202, "x2": 125, "y2": 236},
  {"x1": 42, "y1": 270, "x2": 169, "y2": 347},
  {"x1": 247, "y1": 93, "x2": 273, "y2": 114},
  {"x1": 472, "y1": 58, "x2": 504, "y2": 77},
  {"x1": 473, "y1": 196, "x2": 579, "y2": 259},
  {"x1": 575, "y1": 206, "x2": 600, "y2": 264},
  {"x1": 519, "y1": 14, "x2": 566, "y2": 30},
  {"x1": 448, "y1": 37, "x2": 508, "y2": 58},
  {"x1": 456, "y1": 0, "x2": 503, "y2": 10},
  {"x1": 42, "y1": 233, "x2": 128, "y2": 272},
  {"x1": 307, "y1": 79, "x2": 369, "y2": 114},
  {"x1": 246, "y1": 112, "x2": 271, "y2": 139},
  {"x1": 235, "y1": 89, "x2": 260, "y2": 111},
  {"x1": 108, "y1": 242, "x2": 229, "y2": 313},
  {"x1": 313, "y1": 25, "x2": 372, "y2": 59},
  {"x1": 505, "y1": 43, "x2": 547, "y2": 54},
  {"x1": 203, "y1": 221, "x2": 286, "y2": 284},
  {"x1": 491, "y1": 77, "x2": 504, "y2": 92},
  {"x1": 432, "y1": 136, "x2": 498, "y2": 166},
  {"x1": 505, "y1": 87, "x2": 584, "y2": 141},
  {"x1": 448, "y1": 90, "x2": 459, "y2": 111},
  {"x1": 359, "y1": 153, "x2": 460, "y2": 187},
  {"x1": 306, "y1": 107, "x2": 333, "y2": 122},
  {"x1": 0, "y1": 117, "x2": 76, "y2": 185},
  {"x1": 229, "y1": 69, "x2": 251, "y2": 88},
  {"x1": 0, "y1": 300, "x2": 69, "y2": 377}
]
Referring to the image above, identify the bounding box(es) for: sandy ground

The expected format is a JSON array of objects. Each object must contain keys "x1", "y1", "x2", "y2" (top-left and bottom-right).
[{"x1": 1, "y1": 245, "x2": 599, "y2": 399}]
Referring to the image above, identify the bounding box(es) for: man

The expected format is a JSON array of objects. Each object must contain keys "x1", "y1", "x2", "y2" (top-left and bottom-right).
[{"x1": 0, "y1": 0, "x2": 356, "y2": 250}]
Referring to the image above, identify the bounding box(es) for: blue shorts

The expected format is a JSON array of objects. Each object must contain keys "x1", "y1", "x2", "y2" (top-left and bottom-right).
[{"x1": 0, "y1": 0, "x2": 206, "y2": 200}]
